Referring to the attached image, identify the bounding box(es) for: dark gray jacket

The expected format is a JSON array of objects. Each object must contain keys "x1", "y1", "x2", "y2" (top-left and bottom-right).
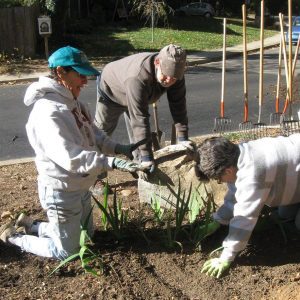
[{"x1": 100, "y1": 52, "x2": 188, "y2": 158}]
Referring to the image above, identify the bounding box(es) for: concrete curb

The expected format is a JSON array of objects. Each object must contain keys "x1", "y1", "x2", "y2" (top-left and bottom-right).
[{"x1": 0, "y1": 157, "x2": 34, "y2": 167}]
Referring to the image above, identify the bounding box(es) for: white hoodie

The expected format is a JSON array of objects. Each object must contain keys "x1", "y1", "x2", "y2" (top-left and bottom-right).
[{"x1": 24, "y1": 76, "x2": 117, "y2": 191}]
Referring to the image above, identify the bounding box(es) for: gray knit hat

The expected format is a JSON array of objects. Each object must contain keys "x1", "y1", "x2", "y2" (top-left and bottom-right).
[{"x1": 157, "y1": 44, "x2": 186, "y2": 80}]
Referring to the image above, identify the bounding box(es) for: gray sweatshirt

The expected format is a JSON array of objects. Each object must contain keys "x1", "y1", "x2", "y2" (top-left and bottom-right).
[
  {"x1": 99, "y1": 52, "x2": 188, "y2": 158},
  {"x1": 24, "y1": 76, "x2": 117, "y2": 191}
]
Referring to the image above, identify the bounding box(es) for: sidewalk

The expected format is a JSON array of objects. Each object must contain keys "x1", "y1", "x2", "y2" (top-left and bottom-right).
[
  {"x1": 187, "y1": 33, "x2": 281, "y2": 65},
  {"x1": 0, "y1": 34, "x2": 281, "y2": 84}
]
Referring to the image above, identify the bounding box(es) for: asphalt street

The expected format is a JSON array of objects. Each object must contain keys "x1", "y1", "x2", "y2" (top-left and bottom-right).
[{"x1": 0, "y1": 47, "x2": 299, "y2": 161}]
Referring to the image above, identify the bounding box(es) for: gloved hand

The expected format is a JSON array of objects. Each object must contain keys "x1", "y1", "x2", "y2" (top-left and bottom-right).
[
  {"x1": 112, "y1": 158, "x2": 139, "y2": 172},
  {"x1": 177, "y1": 138, "x2": 195, "y2": 151},
  {"x1": 140, "y1": 156, "x2": 155, "y2": 174},
  {"x1": 201, "y1": 258, "x2": 231, "y2": 279},
  {"x1": 115, "y1": 138, "x2": 148, "y2": 160},
  {"x1": 199, "y1": 220, "x2": 221, "y2": 238}
]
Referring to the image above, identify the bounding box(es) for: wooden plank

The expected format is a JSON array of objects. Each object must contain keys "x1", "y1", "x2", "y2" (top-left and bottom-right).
[{"x1": 0, "y1": 6, "x2": 38, "y2": 56}]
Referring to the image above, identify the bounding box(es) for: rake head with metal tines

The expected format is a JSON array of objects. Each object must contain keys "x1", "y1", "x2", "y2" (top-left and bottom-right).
[
  {"x1": 252, "y1": 122, "x2": 268, "y2": 139},
  {"x1": 269, "y1": 112, "x2": 283, "y2": 125},
  {"x1": 238, "y1": 121, "x2": 253, "y2": 141},
  {"x1": 280, "y1": 119, "x2": 300, "y2": 136},
  {"x1": 213, "y1": 117, "x2": 232, "y2": 134}
]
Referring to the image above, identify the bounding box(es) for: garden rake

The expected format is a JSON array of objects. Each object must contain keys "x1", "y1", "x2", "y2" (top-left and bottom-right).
[
  {"x1": 253, "y1": 0, "x2": 268, "y2": 139},
  {"x1": 280, "y1": 7, "x2": 300, "y2": 136},
  {"x1": 239, "y1": 4, "x2": 253, "y2": 138},
  {"x1": 280, "y1": 116, "x2": 300, "y2": 136},
  {"x1": 269, "y1": 38, "x2": 283, "y2": 125},
  {"x1": 213, "y1": 18, "x2": 232, "y2": 134},
  {"x1": 282, "y1": 34, "x2": 300, "y2": 113}
]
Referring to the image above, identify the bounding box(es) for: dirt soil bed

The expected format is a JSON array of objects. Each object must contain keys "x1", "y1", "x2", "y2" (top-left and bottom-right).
[{"x1": 1, "y1": 162, "x2": 300, "y2": 300}]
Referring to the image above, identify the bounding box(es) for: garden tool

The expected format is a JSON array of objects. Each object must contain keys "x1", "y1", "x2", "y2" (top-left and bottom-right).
[
  {"x1": 269, "y1": 38, "x2": 283, "y2": 125},
  {"x1": 280, "y1": 6, "x2": 300, "y2": 135},
  {"x1": 280, "y1": 116, "x2": 300, "y2": 136},
  {"x1": 213, "y1": 18, "x2": 232, "y2": 134},
  {"x1": 151, "y1": 102, "x2": 165, "y2": 151},
  {"x1": 278, "y1": 13, "x2": 290, "y2": 116},
  {"x1": 239, "y1": 5, "x2": 253, "y2": 136},
  {"x1": 253, "y1": 1, "x2": 267, "y2": 139},
  {"x1": 282, "y1": 34, "x2": 300, "y2": 116},
  {"x1": 171, "y1": 124, "x2": 176, "y2": 145}
]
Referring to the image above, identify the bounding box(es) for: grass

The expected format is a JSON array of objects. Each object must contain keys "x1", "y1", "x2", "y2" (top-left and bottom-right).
[
  {"x1": 76, "y1": 16, "x2": 278, "y2": 58},
  {"x1": 0, "y1": 16, "x2": 278, "y2": 75}
]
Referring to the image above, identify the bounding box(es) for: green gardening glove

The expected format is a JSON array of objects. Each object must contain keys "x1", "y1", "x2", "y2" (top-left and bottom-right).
[
  {"x1": 201, "y1": 258, "x2": 231, "y2": 279},
  {"x1": 112, "y1": 158, "x2": 140, "y2": 172},
  {"x1": 200, "y1": 220, "x2": 221, "y2": 238}
]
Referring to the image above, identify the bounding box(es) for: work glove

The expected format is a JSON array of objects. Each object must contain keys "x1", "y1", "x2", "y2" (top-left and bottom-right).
[
  {"x1": 112, "y1": 158, "x2": 140, "y2": 173},
  {"x1": 115, "y1": 138, "x2": 148, "y2": 160},
  {"x1": 140, "y1": 156, "x2": 156, "y2": 174},
  {"x1": 199, "y1": 220, "x2": 221, "y2": 238},
  {"x1": 201, "y1": 258, "x2": 231, "y2": 279},
  {"x1": 177, "y1": 138, "x2": 196, "y2": 152}
]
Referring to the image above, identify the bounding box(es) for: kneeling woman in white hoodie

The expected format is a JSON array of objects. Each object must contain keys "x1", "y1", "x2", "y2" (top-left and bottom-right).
[{"x1": 0, "y1": 46, "x2": 142, "y2": 260}]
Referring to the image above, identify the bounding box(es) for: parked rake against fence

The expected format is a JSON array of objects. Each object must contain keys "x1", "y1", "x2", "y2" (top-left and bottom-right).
[
  {"x1": 239, "y1": 4, "x2": 253, "y2": 139},
  {"x1": 279, "y1": 12, "x2": 300, "y2": 120},
  {"x1": 280, "y1": 115, "x2": 300, "y2": 136},
  {"x1": 270, "y1": 38, "x2": 283, "y2": 125},
  {"x1": 213, "y1": 18, "x2": 232, "y2": 134},
  {"x1": 278, "y1": 13, "x2": 291, "y2": 117},
  {"x1": 280, "y1": 6, "x2": 300, "y2": 134},
  {"x1": 252, "y1": 0, "x2": 268, "y2": 139},
  {"x1": 280, "y1": 35, "x2": 300, "y2": 130},
  {"x1": 283, "y1": 34, "x2": 300, "y2": 112}
]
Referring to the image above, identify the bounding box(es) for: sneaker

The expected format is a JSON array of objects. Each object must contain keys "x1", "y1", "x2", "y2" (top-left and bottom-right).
[
  {"x1": 16, "y1": 213, "x2": 33, "y2": 234},
  {"x1": 0, "y1": 222, "x2": 16, "y2": 243}
]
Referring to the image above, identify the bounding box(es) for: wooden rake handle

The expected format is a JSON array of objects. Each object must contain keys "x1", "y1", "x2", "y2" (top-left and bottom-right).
[
  {"x1": 242, "y1": 4, "x2": 249, "y2": 122},
  {"x1": 220, "y1": 18, "x2": 226, "y2": 118}
]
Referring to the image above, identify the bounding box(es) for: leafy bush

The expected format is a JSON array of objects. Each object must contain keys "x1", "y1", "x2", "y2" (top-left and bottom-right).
[{"x1": 0, "y1": 0, "x2": 55, "y2": 12}]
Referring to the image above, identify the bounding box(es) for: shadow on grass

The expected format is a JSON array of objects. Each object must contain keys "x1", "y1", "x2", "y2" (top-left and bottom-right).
[{"x1": 53, "y1": 17, "x2": 244, "y2": 58}]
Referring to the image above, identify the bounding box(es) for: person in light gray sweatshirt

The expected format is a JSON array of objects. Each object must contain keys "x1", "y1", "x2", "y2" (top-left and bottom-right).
[
  {"x1": 94, "y1": 44, "x2": 191, "y2": 173},
  {"x1": 195, "y1": 135, "x2": 300, "y2": 278},
  {"x1": 0, "y1": 46, "x2": 143, "y2": 260}
]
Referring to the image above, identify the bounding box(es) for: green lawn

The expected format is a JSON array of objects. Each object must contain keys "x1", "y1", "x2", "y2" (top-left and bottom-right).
[{"x1": 77, "y1": 16, "x2": 278, "y2": 58}]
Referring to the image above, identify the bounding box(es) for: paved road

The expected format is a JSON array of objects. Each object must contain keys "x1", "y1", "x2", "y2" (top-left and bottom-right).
[{"x1": 0, "y1": 47, "x2": 299, "y2": 161}]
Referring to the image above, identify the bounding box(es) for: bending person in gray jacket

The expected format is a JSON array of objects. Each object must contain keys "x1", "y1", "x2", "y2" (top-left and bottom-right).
[
  {"x1": 94, "y1": 44, "x2": 190, "y2": 172},
  {"x1": 195, "y1": 135, "x2": 300, "y2": 278}
]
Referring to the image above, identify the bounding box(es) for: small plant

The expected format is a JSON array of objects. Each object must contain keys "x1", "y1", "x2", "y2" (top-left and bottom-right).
[
  {"x1": 92, "y1": 188, "x2": 128, "y2": 240},
  {"x1": 162, "y1": 180, "x2": 192, "y2": 250},
  {"x1": 189, "y1": 189, "x2": 216, "y2": 248},
  {"x1": 188, "y1": 185, "x2": 205, "y2": 223},
  {"x1": 100, "y1": 181, "x2": 109, "y2": 231},
  {"x1": 150, "y1": 192, "x2": 164, "y2": 224},
  {"x1": 50, "y1": 206, "x2": 103, "y2": 277}
]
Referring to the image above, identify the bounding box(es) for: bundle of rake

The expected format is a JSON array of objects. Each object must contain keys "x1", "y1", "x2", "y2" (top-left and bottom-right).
[
  {"x1": 213, "y1": 18, "x2": 232, "y2": 134},
  {"x1": 251, "y1": 0, "x2": 268, "y2": 139},
  {"x1": 238, "y1": 4, "x2": 253, "y2": 140},
  {"x1": 277, "y1": 5, "x2": 300, "y2": 136}
]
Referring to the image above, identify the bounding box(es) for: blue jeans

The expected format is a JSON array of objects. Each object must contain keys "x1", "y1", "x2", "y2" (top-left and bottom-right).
[
  {"x1": 278, "y1": 203, "x2": 300, "y2": 229},
  {"x1": 9, "y1": 183, "x2": 93, "y2": 260}
]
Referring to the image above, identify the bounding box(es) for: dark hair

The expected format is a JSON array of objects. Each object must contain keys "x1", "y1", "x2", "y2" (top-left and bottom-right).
[
  {"x1": 49, "y1": 66, "x2": 74, "y2": 80},
  {"x1": 195, "y1": 137, "x2": 240, "y2": 181}
]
